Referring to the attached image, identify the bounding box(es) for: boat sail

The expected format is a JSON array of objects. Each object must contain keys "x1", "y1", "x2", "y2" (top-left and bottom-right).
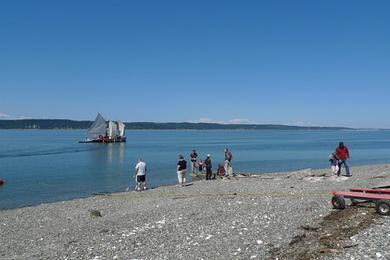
[
  {"x1": 117, "y1": 121, "x2": 125, "y2": 137},
  {"x1": 107, "y1": 120, "x2": 117, "y2": 139},
  {"x1": 87, "y1": 113, "x2": 107, "y2": 141},
  {"x1": 79, "y1": 113, "x2": 126, "y2": 143}
]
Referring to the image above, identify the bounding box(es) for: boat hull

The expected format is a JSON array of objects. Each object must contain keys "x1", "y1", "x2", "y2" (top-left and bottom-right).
[{"x1": 79, "y1": 137, "x2": 126, "y2": 143}]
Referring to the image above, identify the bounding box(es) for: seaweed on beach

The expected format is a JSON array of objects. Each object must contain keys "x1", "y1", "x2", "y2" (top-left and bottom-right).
[{"x1": 270, "y1": 205, "x2": 380, "y2": 259}]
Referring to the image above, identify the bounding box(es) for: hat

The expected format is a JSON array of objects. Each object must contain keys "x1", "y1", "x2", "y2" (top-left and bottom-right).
[{"x1": 207, "y1": 154, "x2": 211, "y2": 157}]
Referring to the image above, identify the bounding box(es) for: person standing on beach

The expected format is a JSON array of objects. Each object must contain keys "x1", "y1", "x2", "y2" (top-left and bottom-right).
[
  {"x1": 190, "y1": 149, "x2": 198, "y2": 174},
  {"x1": 205, "y1": 154, "x2": 212, "y2": 180},
  {"x1": 134, "y1": 158, "x2": 147, "y2": 191},
  {"x1": 177, "y1": 154, "x2": 187, "y2": 187},
  {"x1": 224, "y1": 148, "x2": 233, "y2": 177},
  {"x1": 335, "y1": 142, "x2": 351, "y2": 177}
]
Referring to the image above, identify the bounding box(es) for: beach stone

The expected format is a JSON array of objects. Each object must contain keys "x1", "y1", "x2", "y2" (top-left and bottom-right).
[
  {"x1": 1, "y1": 164, "x2": 390, "y2": 259},
  {"x1": 89, "y1": 210, "x2": 102, "y2": 218}
]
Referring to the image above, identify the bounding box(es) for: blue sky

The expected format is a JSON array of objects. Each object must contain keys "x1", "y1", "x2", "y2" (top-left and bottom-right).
[{"x1": 0, "y1": 0, "x2": 389, "y2": 128}]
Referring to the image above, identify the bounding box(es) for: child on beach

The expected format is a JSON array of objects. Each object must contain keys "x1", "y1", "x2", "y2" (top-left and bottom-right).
[
  {"x1": 198, "y1": 159, "x2": 207, "y2": 174},
  {"x1": 329, "y1": 153, "x2": 339, "y2": 175},
  {"x1": 198, "y1": 160, "x2": 204, "y2": 173}
]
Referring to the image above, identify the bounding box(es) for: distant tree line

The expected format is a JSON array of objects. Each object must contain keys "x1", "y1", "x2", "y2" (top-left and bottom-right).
[
  {"x1": 0, "y1": 119, "x2": 91, "y2": 129},
  {"x1": 0, "y1": 119, "x2": 351, "y2": 130}
]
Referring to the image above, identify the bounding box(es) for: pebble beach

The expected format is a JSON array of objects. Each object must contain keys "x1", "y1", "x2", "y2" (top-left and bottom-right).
[{"x1": 1, "y1": 164, "x2": 390, "y2": 259}]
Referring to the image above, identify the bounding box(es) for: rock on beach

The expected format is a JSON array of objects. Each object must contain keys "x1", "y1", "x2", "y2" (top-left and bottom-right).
[{"x1": 1, "y1": 164, "x2": 390, "y2": 259}]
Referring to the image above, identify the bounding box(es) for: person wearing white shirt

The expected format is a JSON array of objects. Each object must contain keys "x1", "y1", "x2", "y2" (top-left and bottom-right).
[{"x1": 133, "y1": 158, "x2": 147, "y2": 191}]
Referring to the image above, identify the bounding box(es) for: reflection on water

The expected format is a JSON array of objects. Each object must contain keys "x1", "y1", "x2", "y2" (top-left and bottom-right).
[
  {"x1": 88, "y1": 142, "x2": 126, "y2": 164},
  {"x1": 107, "y1": 143, "x2": 126, "y2": 163}
]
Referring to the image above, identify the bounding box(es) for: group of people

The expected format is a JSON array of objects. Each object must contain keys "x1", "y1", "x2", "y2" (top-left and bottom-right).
[
  {"x1": 178, "y1": 148, "x2": 233, "y2": 187},
  {"x1": 189, "y1": 148, "x2": 233, "y2": 178},
  {"x1": 128, "y1": 148, "x2": 234, "y2": 191},
  {"x1": 190, "y1": 150, "x2": 213, "y2": 179},
  {"x1": 128, "y1": 141, "x2": 352, "y2": 192},
  {"x1": 329, "y1": 142, "x2": 351, "y2": 177}
]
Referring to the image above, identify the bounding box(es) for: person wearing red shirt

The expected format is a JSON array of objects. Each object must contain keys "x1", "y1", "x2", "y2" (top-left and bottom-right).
[{"x1": 335, "y1": 142, "x2": 351, "y2": 176}]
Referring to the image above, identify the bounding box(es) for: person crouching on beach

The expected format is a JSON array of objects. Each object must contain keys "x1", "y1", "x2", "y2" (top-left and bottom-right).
[
  {"x1": 177, "y1": 154, "x2": 187, "y2": 187},
  {"x1": 133, "y1": 158, "x2": 147, "y2": 191},
  {"x1": 329, "y1": 153, "x2": 339, "y2": 175},
  {"x1": 216, "y1": 164, "x2": 225, "y2": 177}
]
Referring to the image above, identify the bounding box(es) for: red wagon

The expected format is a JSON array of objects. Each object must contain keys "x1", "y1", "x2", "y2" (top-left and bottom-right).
[{"x1": 331, "y1": 188, "x2": 390, "y2": 215}]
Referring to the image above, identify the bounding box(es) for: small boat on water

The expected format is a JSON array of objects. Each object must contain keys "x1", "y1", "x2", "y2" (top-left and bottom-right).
[{"x1": 79, "y1": 113, "x2": 126, "y2": 143}]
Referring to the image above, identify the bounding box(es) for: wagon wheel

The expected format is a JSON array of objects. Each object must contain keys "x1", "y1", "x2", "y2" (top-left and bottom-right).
[
  {"x1": 376, "y1": 200, "x2": 390, "y2": 216},
  {"x1": 331, "y1": 196, "x2": 346, "y2": 209}
]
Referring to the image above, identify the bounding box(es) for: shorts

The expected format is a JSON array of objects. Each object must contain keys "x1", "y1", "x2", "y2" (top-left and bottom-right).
[
  {"x1": 137, "y1": 175, "x2": 146, "y2": 182},
  {"x1": 177, "y1": 170, "x2": 186, "y2": 183}
]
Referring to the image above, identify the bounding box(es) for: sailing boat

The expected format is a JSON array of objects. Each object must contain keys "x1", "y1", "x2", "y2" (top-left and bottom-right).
[{"x1": 79, "y1": 113, "x2": 126, "y2": 143}]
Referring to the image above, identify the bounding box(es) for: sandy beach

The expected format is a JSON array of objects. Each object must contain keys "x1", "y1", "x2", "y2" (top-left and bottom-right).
[{"x1": 1, "y1": 164, "x2": 390, "y2": 259}]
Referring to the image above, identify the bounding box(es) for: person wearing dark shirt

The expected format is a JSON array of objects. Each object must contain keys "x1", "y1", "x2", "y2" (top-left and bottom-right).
[
  {"x1": 224, "y1": 148, "x2": 233, "y2": 162},
  {"x1": 177, "y1": 154, "x2": 187, "y2": 187},
  {"x1": 205, "y1": 154, "x2": 212, "y2": 180},
  {"x1": 190, "y1": 149, "x2": 198, "y2": 174},
  {"x1": 335, "y1": 142, "x2": 351, "y2": 177}
]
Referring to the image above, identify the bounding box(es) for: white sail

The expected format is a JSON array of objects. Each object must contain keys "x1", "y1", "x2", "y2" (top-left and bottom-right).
[
  {"x1": 117, "y1": 121, "x2": 125, "y2": 137},
  {"x1": 87, "y1": 113, "x2": 107, "y2": 140},
  {"x1": 81, "y1": 113, "x2": 127, "y2": 143},
  {"x1": 107, "y1": 120, "x2": 118, "y2": 139}
]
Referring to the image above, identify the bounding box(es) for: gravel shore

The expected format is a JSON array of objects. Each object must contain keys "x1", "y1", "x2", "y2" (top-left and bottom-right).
[{"x1": 1, "y1": 164, "x2": 390, "y2": 259}]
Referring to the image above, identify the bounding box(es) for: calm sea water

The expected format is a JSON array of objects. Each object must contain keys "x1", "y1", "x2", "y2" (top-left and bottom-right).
[{"x1": 1, "y1": 129, "x2": 390, "y2": 209}]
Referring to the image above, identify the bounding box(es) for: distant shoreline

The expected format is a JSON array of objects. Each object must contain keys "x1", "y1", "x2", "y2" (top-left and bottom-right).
[
  {"x1": 0, "y1": 119, "x2": 353, "y2": 130},
  {"x1": 0, "y1": 128, "x2": 359, "y2": 131}
]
